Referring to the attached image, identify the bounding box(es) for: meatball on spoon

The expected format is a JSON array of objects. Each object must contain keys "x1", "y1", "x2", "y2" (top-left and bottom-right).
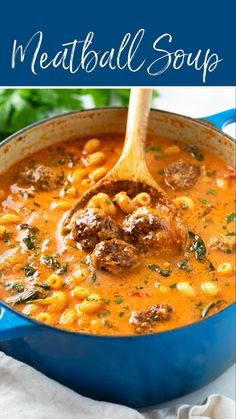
[
  {"x1": 65, "y1": 88, "x2": 186, "y2": 248},
  {"x1": 67, "y1": 89, "x2": 168, "y2": 216}
]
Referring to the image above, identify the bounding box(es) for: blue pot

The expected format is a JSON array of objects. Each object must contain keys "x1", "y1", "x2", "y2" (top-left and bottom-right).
[{"x1": 0, "y1": 108, "x2": 235, "y2": 407}]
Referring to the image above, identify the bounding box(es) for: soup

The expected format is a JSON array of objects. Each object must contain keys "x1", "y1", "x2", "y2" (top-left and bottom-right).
[{"x1": 0, "y1": 135, "x2": 235, "y2": 335}]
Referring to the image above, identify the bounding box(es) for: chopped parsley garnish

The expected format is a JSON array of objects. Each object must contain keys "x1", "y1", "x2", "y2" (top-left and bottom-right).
[
  {"x1": 115, "y1": 295, "x2": 124, "y2": 304},
  {"x1": 169, "y1": 283, "x2": 177, "y2": 289},
  {"x1": 146, "y1": 145, "x2": 162, "y2": 152},
  {"x1": 86, "y1": 296, "x2": 96, "y2": 301},
  {"x1": 226, "y1": 212, "x2": 236, "y2": 223},
  {"x1": 199, "y1": 198, "x2": 211, "y2": 206},
  {"x1": 207, "y1": 188, "x2": 217, "y2": 196},
  {"x1": 97, "y1": 310, "x2": 111, "y2": 318},
  {"x1": 101, "y1": 298, "x2": 110, "y2": 304},
  {"x1": 119, "y1": 312, "x2": 125, "y2": 318},
  {"x1": 226, "y1": 231, "x2": 236, "y2": 236}
]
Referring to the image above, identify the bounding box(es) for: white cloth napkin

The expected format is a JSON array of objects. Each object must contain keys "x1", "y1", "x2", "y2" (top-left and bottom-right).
[{"x1": 0, "y1": 351, "x2": 235, "y2": 419}]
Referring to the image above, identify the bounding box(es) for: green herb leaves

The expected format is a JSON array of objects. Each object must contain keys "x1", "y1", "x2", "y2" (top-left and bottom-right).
[
  {"x1": 115, "y1": 294, "x2": 124, "y2": 304},
  {"x1": 22, "y1": 264, "x2": 37, "y2": 277},
  {"x1": 147, "y1": 264, "x2": 172, "y2": 277},
  {"x1": 41, "y1": 254, "x2": 68, "y2": 275},
  {"x1": 207, "y1": 188, "x2": 217, "y2": 196},
  {"x1": 177, "y1": 259, "x2": 191, "y2": 272},
  {"x1": 226, "y1": 212, "x2": 236, "y2": 223},
  {"x1": 188, "y1": 232, "x2": 206, "y2": 260},
  {"x1": 0, "y1": 89, "x2": 139, "y2": 141},
  {"x1": 199, "y1": 198, "x2": 211, "y2": 206},
  {"x1": 186, "y1": 144, "x2": 204, "y2": 161},
  {"x1": 21, "y1": 224, "x2": 39, "y2": 250}
]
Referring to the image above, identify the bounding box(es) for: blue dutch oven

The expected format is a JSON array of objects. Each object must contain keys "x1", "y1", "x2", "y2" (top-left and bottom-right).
[{"x1": 0, "y1": 107, "x2": 235, "y2": 407}]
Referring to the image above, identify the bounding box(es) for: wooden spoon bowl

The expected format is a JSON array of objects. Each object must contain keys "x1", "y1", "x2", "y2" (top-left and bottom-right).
[{"x1": 65, "y1": 88, "x2": 173, "y2": 225}]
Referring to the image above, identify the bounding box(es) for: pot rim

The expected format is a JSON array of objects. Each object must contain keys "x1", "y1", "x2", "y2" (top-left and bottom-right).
[
  {"x1": 0, "y1": 106, "x2": 235, "y2": 340},
  {"x1": 0, "y1": 106, "x2": 235, "y2": 149}
]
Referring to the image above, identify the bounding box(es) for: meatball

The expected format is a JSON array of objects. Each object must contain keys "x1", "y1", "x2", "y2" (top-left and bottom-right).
[
  {"x1": 72, "y1": 208, "x2": 122, "y2": 252},
  {"x1": 208, "y1": 235, "x2": 236, "y2": 253},
  {"x1": 129, "y1": 304, "x2": 173, "y2": 334},
  {"x1": 164, "y1": 160, "x2": 200, "y2": 190},
  {"x1": 123, "y1": 206, "x2": 169, "y2": 251},
  {"x1": 91, "y1": 239, "x2": 139, "y2": 274},
  {"x1": 21, "y1": 164, "x2": 59, "y2": 191}
]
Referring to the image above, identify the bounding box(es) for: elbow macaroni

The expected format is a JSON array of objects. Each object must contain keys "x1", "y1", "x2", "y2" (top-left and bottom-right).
[
  {"x1": 114, "y1": 191, "x2": 151, "y2": 214},
  {"x1": 0, "y1": 213, "x2": 20, "y2": 224},
  {"x1": 47, "y1": 274, "x2": 63, "y2": 290},
  {"x1": 88, "y1": 193, "x2": 117, "y2": 215},
  {"x1": 173, "y1": 196, "x2": 194, "y2": 210},
  {"x1": 83, "y1": 138, "x2": 101, "y2": 154},
  {"x1": 87, "y1": 151, "x2": 105, "y2": 167},
  {"x1": 217, "y1": 262, "x2": 233, "y2": 275},
  {"x1": 177, "y1": 282, "x2": 196, "y2": 297}
]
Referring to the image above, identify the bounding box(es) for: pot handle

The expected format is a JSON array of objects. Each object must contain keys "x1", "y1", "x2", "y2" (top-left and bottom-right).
[
  {"x1": 0, "y1": 304, "x2": 38, "y2": 341},
  {"x1": 202, "y1": 108, "x2": 236, "y2": 130}
]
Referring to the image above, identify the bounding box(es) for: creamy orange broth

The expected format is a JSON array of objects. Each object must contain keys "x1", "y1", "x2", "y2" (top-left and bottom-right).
[{"x1": 0, "y1": 135, "x2": 235, "y2": 335}]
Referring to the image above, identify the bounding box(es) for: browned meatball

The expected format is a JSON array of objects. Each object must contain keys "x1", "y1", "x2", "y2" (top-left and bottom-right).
[
  {"x1": 72, "y1": 208, "x2": 122, "y2": 252},
  {"x1": 164, "y1": 160, "x2": 200, "y2": 190},
  {"x1": 129, "y1": 304, "x2": 173, "y2": 333},
  {"x1": 123, "y1": 207, "x2": 165, "y2": 251},
  {"x1": 21, "y1": 164, "x2": 59, "y2": 191},
  {"x1": 123, "y1": 206, "x2": 187, "y2": 252},
  {"x1": 91, "y1": 239, "x2": 139, "y2": 273},
  {"x1": 208, "y1": 235, "x2": 236, "y2": 252}
]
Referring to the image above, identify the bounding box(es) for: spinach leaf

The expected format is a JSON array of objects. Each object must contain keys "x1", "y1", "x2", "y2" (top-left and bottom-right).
[
  {"x1": 186, "y1": 144, "x2": 204, "y2": 161},
  {"x1": 188, "y1": 232, "x2": 206, "y2": 260},
  {"x1": 147, "y1": 264, "x2": 172, "y2": 277},
  {"x1": 5, "y1": 284, "x2": 49, "y2": 305},
  {"x1": 22, "y1": 264, "x2": 38, "y2": 277},
  {"x1": 41, "y1": 254, "x2": 68, "y2": 275},
  {"x1": 177, "y1": 259, "x2": 191, "y2": 272}
]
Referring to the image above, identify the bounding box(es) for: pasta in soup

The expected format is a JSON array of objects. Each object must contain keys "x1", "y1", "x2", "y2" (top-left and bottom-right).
[{"x1": 0, "y1": 134, "x2": 235, "y2": 335}]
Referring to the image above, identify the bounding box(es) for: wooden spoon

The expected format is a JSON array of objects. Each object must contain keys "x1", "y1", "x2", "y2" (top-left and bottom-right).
[{"x1": 65, "y1": 88, "x2": 173, "y2": 225}]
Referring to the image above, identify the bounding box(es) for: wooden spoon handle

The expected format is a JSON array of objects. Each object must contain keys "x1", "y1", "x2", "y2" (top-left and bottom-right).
[
  {"x1": 108, "y1": 88, "x2": 154, "y2": 184},
  {"x1": 124, "y1": 88, "x2": 152, "y2": 161}
]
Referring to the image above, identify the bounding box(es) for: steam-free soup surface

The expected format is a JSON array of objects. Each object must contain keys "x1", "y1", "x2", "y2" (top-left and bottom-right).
[{"x1": 0, "y1": 135, "x2": 235, "y2": 335}]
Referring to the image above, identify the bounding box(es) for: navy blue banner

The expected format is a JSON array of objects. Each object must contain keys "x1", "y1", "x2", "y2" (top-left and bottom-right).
[{"x1": 0, "y1": 0, "x2": 235, "y2": 86}]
